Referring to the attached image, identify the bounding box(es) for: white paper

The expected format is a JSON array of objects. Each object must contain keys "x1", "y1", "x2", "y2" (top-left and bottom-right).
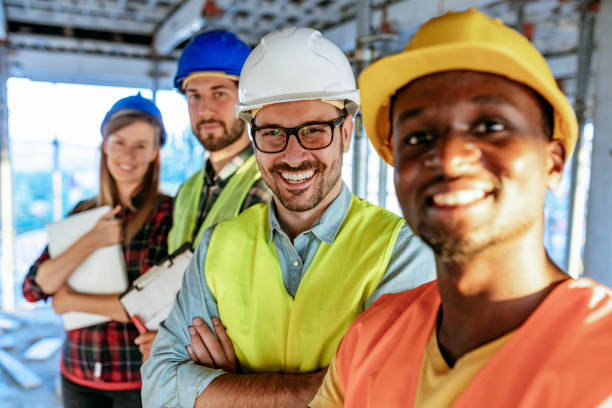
[
  {"x1": 46, "y1": 205, "x2": 127, "y2": 330},
  {"x1": 120, "y1": 249, "x2": 193, "y2": 331}
]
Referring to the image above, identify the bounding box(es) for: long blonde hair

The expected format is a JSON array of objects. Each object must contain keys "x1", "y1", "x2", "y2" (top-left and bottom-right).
[{"x1": 98, "y1": 112, "x2": 163, "y2": 243}]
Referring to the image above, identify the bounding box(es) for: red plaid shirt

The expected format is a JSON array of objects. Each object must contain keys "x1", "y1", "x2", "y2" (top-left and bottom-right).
[{"x1": 22, "y1": 194, "x2": 173, "y2": 390}]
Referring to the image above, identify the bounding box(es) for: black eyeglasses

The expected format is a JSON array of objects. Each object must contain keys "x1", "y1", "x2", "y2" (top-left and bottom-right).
[{"x1": 251, "y1": 115, "x2": 346, "y2": 154}]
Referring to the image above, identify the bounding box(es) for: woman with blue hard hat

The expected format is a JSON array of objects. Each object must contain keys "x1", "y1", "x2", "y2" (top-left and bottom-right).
[{"x1": 23, "y1": 93, "x2": 173, "y2": 407}]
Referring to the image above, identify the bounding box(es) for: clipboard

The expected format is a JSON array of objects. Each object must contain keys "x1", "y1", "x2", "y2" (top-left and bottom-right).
[
  {"x1": 120, "y1": 244, "x2": 193, "y2": 332},
  {"x1": 46, "y1": 205, "x2": 127, "y2": 331}
]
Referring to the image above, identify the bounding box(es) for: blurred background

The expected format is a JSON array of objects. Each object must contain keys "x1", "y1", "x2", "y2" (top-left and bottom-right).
[{"x1": 0, "y1": 0, "x2": 610, "y2": 405}]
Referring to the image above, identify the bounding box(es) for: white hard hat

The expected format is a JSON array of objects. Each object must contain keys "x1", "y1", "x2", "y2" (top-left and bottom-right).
[{"x1": 237, "y1": 27, "x2": 360, "y2": 122}]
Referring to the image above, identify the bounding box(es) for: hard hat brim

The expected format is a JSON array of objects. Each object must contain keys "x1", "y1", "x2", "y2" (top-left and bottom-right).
[
  {"x1": 181, "y1": 71, "x2": 240, "y2": 90},
  {"x1": 237, "y1": 90, "x2": 360, "y2": 122},
  {"x1": 359, "y1": 42, "x2": 578, "y2": 166}
]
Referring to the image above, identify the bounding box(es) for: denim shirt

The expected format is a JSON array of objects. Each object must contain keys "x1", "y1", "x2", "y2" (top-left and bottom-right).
[{"x1": 141, "y1": 183, "x2": 435, "y2": 407}]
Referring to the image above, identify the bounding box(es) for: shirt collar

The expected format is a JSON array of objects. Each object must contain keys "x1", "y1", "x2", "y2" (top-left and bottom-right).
[
  {"x1": 204, "y1": 144, "x2": 254, "y2": 185},
  {"x1": 267, "y1": 182, "x2": 352, "y2": 244}
]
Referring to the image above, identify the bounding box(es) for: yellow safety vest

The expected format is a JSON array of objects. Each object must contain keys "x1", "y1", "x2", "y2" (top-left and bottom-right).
[
  {"x1": 205, "y1": 196, "x2": 404, "y2": 373},
  {"x1": 168, "y1": 155, "x2": 260, "y2": 253}
]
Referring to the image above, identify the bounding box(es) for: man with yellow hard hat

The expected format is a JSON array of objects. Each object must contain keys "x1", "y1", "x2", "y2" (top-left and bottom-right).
[
  {"x1": 142, "y1": 27, "x2": 435, "y2": 407},
  {"x1": 310, "y1": 9, "x2": 612, "y2": 407}
]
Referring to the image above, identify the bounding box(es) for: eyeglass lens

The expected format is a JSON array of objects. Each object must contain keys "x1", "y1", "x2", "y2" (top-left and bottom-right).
[{"x1": 254, "y1": 123, "x2": 333, "y2": 153}]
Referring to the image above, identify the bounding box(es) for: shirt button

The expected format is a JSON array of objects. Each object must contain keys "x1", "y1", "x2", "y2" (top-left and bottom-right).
[{"x1": 292, "y1": 260, "x2": 299, "y2": 267}]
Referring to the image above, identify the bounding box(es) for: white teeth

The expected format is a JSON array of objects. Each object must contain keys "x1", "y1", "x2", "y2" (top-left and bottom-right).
[
  {"x1": 432, "y1": 190, "x2": 486, "y2": 206},
  {"x1": 281, "y1": 170, "x2": 315, "y2": 184},
  {"x1": 119, "y1": 164, "x2": 133, "y2": 171}
]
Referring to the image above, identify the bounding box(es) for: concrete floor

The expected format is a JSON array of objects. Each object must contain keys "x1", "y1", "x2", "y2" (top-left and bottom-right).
[{"x1": 0, "y1": 306, "x2": 63, "y2": 408}]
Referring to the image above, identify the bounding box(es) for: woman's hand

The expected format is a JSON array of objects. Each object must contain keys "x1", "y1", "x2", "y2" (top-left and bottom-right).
[
  {"x1": 51, "y1": 284, "x2": 75, "y2": 314},
  {"x1": 35, "y1": 205, "x2": 124, "y2": 295},
  {"x1": 135, "y1": 331, "x2": 158, "y2": 362},
  {"x1": 51, "y1": 286, "x2": 130, "y2": 324},
  {"x1": 86, "y1": 205, "x2": 123, "y2": 248}
]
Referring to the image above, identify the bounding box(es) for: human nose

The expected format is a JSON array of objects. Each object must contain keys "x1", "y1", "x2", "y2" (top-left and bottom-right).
[
  {"x1": 122, "y1": 145, "x2": 138, "y2": 160},
  {"x1": 281, "y1": 132, "x2": 309, "y2": 166},
  {"x1": 424, "y1": 131, "x2": 481, "y2": 176},
  {"x1": 196, "y1": 96, "x2": 216, "y2": 118}
]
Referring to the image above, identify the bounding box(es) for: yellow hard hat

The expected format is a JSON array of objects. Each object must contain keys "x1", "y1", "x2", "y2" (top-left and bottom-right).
[{"x1": 359, "y1": 8, "x2": 578, "y2": 165}]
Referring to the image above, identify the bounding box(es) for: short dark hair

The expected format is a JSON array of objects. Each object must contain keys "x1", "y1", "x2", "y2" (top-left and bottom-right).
[{"x1": 534, "y1": 92, "x2": 554, "y2": 140}]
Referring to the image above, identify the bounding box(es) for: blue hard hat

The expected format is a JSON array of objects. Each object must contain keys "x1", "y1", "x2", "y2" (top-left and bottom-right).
[
  {"x1": 174, "y1": 30, "x2": 251, "y2": 90},
  {"x1": 100, "y1": 93, "x2": 167, "y2": 146}
]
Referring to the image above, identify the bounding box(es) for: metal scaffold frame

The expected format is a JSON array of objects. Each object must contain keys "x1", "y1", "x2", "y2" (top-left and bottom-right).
[
  {"x1": 565, "y1": 0, "x2": 596, "y2": 277},
  {"x1": 584, "y1": 0, "x2": 612, "y2": 285},
  {"x1": 1, "y1": 40, "x2": 16, "y2": 312}
]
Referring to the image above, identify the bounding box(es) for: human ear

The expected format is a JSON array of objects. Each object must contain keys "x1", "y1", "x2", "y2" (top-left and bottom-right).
[
  {"x1": 102, "y1": 138, "x2": 110, "y2": 155},
  {"x1": 545, "y1": 139, "x2": 566, "y2": 190},
  {"x1": 341, "y1": 114, "x2": 354, "y2": 153},
  {"x1": 149, "y1": 146, "x2": 160, "y2": 163}
]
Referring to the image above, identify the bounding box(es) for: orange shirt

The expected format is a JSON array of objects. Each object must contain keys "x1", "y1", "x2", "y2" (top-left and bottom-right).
[
  {"x1": 315, "y1": 278, "x2": 612, "y2": 407},
  {"x1": 310, "y1": 326, "x2": 513, "y2": 408}
]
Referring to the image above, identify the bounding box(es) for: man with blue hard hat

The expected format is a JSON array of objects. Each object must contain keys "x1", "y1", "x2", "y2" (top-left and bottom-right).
[{"x1": 167, "y1": 30, "x2": 272, "y2": 254}]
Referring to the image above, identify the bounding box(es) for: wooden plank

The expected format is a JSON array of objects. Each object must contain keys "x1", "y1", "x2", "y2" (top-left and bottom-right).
[
  {"x1": 0, "y1": 349, "x2": 42, "y2": 389},
  {"x1": 23, "y1": 338, "x2": 63, "y2": 361},
  {"x1": 0, "y1": 316, "x2": 20, "y2": 330},
  {"x1": 0, "y1": 333, "x2": 17, "y2": 350}
]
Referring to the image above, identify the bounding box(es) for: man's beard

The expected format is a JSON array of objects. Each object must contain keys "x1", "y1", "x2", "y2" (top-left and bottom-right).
[
  {"x1": 415, "y1": 212, "x2": 534, "y2": 264},
  {"x1": 194, "y1": 118, "x2": 244, "y2": 151},
  {"x1": 261, "y1": 131, "x2": 343, "y2": 213},
  {"x1": 266, "y1": 160, "x2": 335, "y2": 212}
]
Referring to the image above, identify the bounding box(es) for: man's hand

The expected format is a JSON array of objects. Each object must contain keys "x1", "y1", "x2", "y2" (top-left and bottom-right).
[
  {"x1": 135, "y1": 330, "x2": 158, "y2": 362},
  {"x1": 186, "y1": 317, "x2": 239, "y2": 373},
  {"x1": 195, "y1": 369, "x2": 329, "y2": 408}
]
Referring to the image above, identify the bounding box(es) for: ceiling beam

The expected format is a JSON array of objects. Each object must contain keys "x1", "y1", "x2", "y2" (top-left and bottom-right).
[
  {"x1": 3, "y1": 0, "x2": 165, "y2": 19},
  {"x1": 6, "y1": 5, "x2": 155, "y2": 34},
  {"x1": 9, "y1": 33, "x2": 158, "y2": 57},
  {"x1": 153, "y1": 0, "x2": 205, "y2": 55},
  {"x1": 324, "y1": 0, "x2": 501, "y2": 51},
  {"x1": 9, "y1": 47, "x2": 177, "y2": 89}
]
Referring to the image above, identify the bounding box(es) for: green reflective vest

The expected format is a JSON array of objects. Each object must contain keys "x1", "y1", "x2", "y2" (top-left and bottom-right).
[
  {"x1": 205, "y1": 196, "x2": 404, "y2": 373},
  {"x1": 168, "y1": 155, "x2": 261, "y2": 253}
]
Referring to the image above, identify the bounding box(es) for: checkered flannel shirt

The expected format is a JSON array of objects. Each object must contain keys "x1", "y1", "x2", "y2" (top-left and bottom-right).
[
  {"x1": 191, "y1": 144, "x2": 273, "y2": 237},
  {"x1": 23, "y1": 194, "x2": 173, "y2": 388}
]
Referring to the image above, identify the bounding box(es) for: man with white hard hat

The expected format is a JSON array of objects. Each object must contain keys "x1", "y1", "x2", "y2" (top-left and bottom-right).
[
  {"x1": 310, "y1": 9, "x2": 612, "y2": 407},
  {"x1": 167, "y1": 30, "x2": 272, "y2": 255},
  {"x1": 142, "y1": 27, "x2": 435, "y2": 407}
]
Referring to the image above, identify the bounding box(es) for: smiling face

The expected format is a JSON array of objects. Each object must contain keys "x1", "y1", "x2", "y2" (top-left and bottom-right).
[
  {"x1": 391, "y1": 71, "x2": 565, "y2": 262},
  {"x1": 103, "y1": 120, "x2": 159, "y2": 188},
  {"x1": 185, "y1": 75, "x2": 246, "y2": 151},
  {"x1": 253, "y1": 100, "x2": 353, "y2": 213}
]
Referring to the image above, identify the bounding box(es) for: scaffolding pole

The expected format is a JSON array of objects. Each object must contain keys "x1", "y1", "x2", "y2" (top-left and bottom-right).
[
  {"x1": 152, "y1": 53, "x2": 160, "y2": 103},
  {"x1": 584, "y1": 0, "x2": 612, "y2": 286},
  {"x1": 0, "y1": 42, "x2": 15, "y2": 311},
  {"x1": 565, "y1": 0, "x2": 596, "y2": 277},
  {"x1": 352, "y1": 0, "x2": 372, "y2": 198}
]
